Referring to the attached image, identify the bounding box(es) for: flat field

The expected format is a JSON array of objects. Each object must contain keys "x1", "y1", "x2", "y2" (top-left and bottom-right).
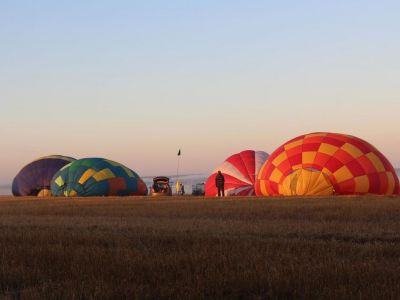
[{"x1": 1, "y1": 195, "x2": 400, "y2": 299}]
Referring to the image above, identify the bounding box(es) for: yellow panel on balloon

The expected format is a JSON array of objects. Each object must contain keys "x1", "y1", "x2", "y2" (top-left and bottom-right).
[
  {"x1": 305, "y1": 133, "x2": 327, "y2": 138},
  {"x1": 259, "y1": 180, "x2": 269, "y2": 196},
  {"x1": 272, "y1": 151, "x2": 288, "y2": 167},
  {"x1": 79, "y1": 168, "x2": 97, "y2": 184},
  {"x1": 365, "y1": 152, "x2": 385, "y2": 172},
  {"x1": 302, "y1": 151, "x2": 317, "y2": 165},
  {"x1": 93, "y1": 168, "x2": 115, "y2": 181},
  {"x1": 333, "y1": 165, "x2": 353, "y2": 183},
  {"x1": 269, "y1": 168, "x2": 283, "y2": 184},
  {"x1": 318, "y1": 143, "x2": 338, "y2": 156},
  {"x1": 122, "y1": 165, "x2": 134, "y2": 177},
  {"x1": 55, "y1": 176, "x2": 64, "y2": 187},
  {"x1": 386, "y1": 172, "x2": 395, "y2": 195},
  {"x1": 284, "y1": 139, "x2": 303, "y2": 151},
  {"x1": 341, "y1": 143, "x2": 363, "y2": 158},
  {"x1": 354, "y1": 175, "x2": 369, "y2": 193}
]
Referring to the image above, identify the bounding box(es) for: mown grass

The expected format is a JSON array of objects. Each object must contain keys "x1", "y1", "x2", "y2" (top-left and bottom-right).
[{"x1": 0, "y1": 195, "x2": 400, "y2": 299}]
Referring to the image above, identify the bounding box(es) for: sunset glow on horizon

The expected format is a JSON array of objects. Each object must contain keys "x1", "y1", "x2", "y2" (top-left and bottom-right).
[{"x1": 1, "y1": 1, "x2": 399, "y2": 185}]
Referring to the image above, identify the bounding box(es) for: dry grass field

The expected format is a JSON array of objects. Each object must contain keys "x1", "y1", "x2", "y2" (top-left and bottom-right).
[{"x1": 1, "y1": 195, "x2": 400, "y2": 299}]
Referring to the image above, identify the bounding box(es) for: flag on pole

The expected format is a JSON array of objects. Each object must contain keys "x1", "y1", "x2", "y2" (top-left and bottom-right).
[{"x1": 177, "y1": 149, "x2": 181, "y2": 156}]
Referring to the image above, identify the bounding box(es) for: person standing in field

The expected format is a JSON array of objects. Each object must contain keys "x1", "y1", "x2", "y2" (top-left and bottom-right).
[
  {"x1": 215, "y1": 170, "x2": 225, "y2": 197},
  {"x1": 181, "y1": 184, "x2": 185, "y2": 195}
]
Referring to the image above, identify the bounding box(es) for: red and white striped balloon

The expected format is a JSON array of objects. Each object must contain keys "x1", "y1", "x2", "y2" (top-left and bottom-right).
[{"x1": 205, "y1": 150, "x2": 269, "y2": 196}]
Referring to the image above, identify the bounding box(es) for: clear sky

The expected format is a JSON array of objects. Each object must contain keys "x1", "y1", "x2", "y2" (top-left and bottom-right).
[{"x1": 1, "y1": 1, "x2": 399, "y2": 184}]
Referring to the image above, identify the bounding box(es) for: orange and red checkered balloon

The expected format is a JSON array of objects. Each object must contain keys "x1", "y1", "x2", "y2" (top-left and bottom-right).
[{"x1": 255, "y1": 132, "x2": 399, "y2": 196}]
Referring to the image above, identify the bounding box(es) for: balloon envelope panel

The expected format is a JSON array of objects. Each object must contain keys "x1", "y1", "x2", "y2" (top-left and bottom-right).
[
  {"x1": 51, "y1": 158, "x2": 148, "y2": 197},
  {"x1": 12, "y1": 155, "x2": 76, "y2": 196},
  {"x1": 256, "y1": 132, "x2": 399, "y2": 196},
  {"x1": 205, "y1": 150, "x2": 269, "y2": 196}
]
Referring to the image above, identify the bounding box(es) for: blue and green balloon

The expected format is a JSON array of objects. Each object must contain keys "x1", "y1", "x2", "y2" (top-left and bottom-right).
[{"x1": 51, "y1": 158, "x2": 148, "y2": 197}]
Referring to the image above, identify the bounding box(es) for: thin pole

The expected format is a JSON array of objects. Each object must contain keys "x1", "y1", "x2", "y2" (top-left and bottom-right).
[
  {"x1": 176, "y1": 157, "x2": 180, "y2": 178},
  {"x1": 176, "y1": 149, "x2": 181, "y2": 194},
  {"x1": 176, "y1": 154, "x2": 180, "y2": 181}
]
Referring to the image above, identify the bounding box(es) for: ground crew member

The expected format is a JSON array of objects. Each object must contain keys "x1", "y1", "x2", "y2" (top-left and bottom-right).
[{"x1": 215, "y1": 170, "x2": 225, "y2": 197}]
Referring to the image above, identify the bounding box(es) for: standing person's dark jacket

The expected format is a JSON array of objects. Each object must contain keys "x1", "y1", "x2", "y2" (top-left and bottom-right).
[{"x1": 215, "y1": 172, "x2": 225, "y2": 188}]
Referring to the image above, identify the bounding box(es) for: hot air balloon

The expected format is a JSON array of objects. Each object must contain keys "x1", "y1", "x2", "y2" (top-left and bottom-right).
[
  {"x1": 50, "y1": 158, "x2": 148, "y2": 197},
  {"x1": 256, "y1": 132, "x2": 399, "y2": 196},
  {"x1": 205, "y1": 150, "x2": 269, "y2": 196},
  {"x1": 12, "y1": 155, "x2": 76, "y2": 196}
]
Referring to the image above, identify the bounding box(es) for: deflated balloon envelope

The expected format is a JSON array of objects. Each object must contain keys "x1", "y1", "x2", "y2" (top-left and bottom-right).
[
  {"x1": 51, "y1": 158, "x2": 148, "y2": 197},
  {"x1": 12, "y1": 155, "x2": 76, "y2": 196}
]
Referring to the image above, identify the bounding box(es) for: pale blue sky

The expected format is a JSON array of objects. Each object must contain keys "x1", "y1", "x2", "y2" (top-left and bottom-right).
[{"x1": 1, "y1": 1, "x2": 399, "y2": 184}]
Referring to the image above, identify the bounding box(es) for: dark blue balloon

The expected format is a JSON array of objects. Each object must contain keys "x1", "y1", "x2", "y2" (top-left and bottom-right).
[{"x1": 12, "y1": 155, "x2": 75, "y2": 196}]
